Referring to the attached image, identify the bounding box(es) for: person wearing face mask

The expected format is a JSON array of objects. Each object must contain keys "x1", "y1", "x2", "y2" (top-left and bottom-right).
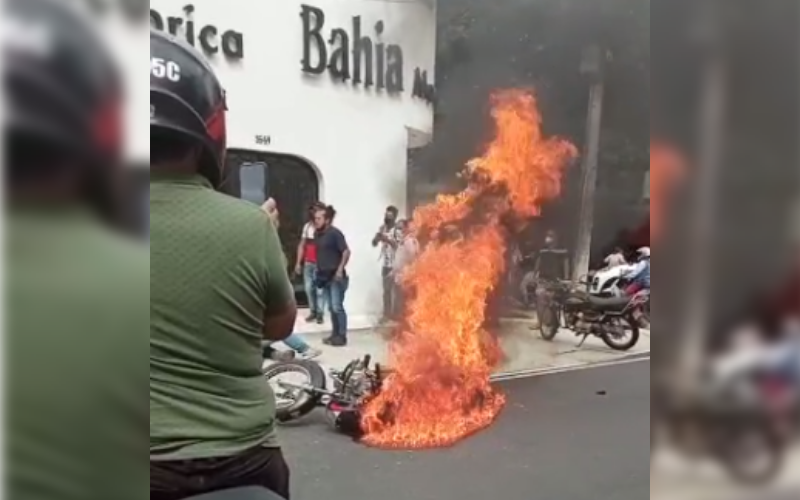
[
  {"x1": 534, "y1": 230, "x2": 571, "y2": 283},
  {"x1": 372, "y1": 205, "x2": 402, "y2": 322},
  {"x1": 530, "y1": 230, "x2": 571, "y2": 326}
]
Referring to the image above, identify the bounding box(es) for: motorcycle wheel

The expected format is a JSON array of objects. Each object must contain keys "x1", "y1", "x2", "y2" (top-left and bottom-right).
[
  {"x1": 263, "y1": 360, "x2": 326, "y2": 423},
  {"x1": 600, "y1": 315, "x2": 640, "y2": 351},
  {"x1": 714, "y1": 419, "x2": 784, "y2": 485},
  {"x1": 537, "y1": 304, "x2": 560, "y2": 341}
]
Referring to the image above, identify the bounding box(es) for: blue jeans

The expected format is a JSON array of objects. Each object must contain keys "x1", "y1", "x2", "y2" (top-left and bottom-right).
[
  {"x1": 282, "y1": 333, "x2": 312, "y2": 353},
  {"x1": 303, "y1": 263, "x2": 323, "y2": 316},
  {"x1": 322, "y1": 276, "x2": 349, "y2": 338}
]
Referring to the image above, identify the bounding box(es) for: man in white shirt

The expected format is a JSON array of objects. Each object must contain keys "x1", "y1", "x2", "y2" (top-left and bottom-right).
[
  {"x1": 294, "y1": 202, "x2": 327, "y2": 323},
  {"x1": 604, "y1": 246, "x2": 628, "y2": 268}
]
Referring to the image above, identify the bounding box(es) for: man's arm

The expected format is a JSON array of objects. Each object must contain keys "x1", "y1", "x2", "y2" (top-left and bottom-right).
[
  {"x1": 294, "y1": 238, "x2": 306, "y2": 274},
  {"x1": 336, "y1": 229, "x2": 351, "y2": 277},
  {"x1": 625, "y1": 261, "x2": 645, "y2": 280},
  {"x1": 261, "y1": 221, "x2": 297, "y2": 341},
  {"x1": 372, "y1": 225, "x2": 385, "y2": 247}
]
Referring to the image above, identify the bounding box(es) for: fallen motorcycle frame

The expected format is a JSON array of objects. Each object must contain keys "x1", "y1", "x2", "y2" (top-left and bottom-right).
[{"x1": 264, "y1": 355, "x2": 387, "y2": 437}]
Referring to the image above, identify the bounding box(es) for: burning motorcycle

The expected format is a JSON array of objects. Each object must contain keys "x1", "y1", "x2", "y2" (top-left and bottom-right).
[
  {"x1": 263, "y1": 355, "x2": 387, "y2": 437},
  {"x1": 535, "y1": 280, "x2": 646, "y2": 351}
]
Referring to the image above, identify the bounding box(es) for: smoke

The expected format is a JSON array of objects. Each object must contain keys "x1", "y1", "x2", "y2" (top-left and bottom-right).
[{"x1": 412, "y1": 0, "x2": 649, "y2": 254}]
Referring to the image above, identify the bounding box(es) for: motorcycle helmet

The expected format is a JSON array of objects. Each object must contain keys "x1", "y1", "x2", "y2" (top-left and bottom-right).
[
  {"x1": 150, "y1": 30, "x2": 227, "y2": 188},
  {"x1": 637, "y1": 247, "x2": 651, "y2": 259},
  {"x1": 6, "y1": 0, "x2": 122, "y2": 172}
]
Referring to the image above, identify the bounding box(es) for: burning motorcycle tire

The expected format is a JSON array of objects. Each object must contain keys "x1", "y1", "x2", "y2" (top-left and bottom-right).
[{"x1": 263, "y1": 360, "x2": 326, "y2": 423}]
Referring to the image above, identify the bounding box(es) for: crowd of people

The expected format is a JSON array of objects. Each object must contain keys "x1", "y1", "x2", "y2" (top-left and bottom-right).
[{"x1": 279, "y1": 201, "x2": 419, "y2": 355}]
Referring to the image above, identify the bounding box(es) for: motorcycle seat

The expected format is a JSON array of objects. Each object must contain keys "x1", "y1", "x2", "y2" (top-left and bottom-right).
[
  {"x1": 588, "y1": 295, "x2": 630, "y2": 311},
  {"x1": 185, "y1": 487, "x2": 286, "y2": 500}
]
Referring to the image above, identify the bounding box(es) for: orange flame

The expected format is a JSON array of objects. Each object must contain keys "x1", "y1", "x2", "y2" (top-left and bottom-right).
[
  {"x1": 649, "y1": 142, "x2": 685, "y2": 244},
  {"x1": 360, "y1": 90, "x2": 577, "y2": 449}
]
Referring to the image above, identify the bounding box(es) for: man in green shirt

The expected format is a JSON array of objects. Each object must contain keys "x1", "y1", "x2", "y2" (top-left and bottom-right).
[
  {"x1": 7, "y1": 2, "x2": 148, "y2": 500},
  {"x1": 150, "y1": 31, "x2": 297, "y2": 500}
]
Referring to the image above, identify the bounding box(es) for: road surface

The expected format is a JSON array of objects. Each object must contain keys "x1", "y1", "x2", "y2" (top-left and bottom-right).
[{"x1": 280, "y1": 360, "x2": 649, "y2": 500}]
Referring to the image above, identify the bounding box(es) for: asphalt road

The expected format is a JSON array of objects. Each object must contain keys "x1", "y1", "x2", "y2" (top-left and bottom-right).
[{"x1": 280, "y1": 360, "x2": 650, "y2": 500}]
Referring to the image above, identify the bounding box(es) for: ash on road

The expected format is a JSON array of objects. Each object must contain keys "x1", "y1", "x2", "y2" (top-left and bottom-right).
[{"x1": 280, "y1": 361, "x2": 649, "y2": 500}]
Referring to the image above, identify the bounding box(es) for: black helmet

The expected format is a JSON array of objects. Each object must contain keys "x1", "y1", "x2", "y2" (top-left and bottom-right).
[
  {"x1": 150, "y1": 30, "x2": 227, "y2": 187},
  {"x1": 6, "y1": 0, "x2": 122, "y2": 165}
]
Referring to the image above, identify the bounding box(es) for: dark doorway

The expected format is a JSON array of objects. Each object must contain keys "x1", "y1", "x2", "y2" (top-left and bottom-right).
[{"x1": 223, "y1": 150, "x2": 320, "y2": 306}]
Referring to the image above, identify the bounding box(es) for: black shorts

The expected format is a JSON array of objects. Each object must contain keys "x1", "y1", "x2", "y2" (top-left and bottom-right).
[{"x1": 150, "y1": 446, "x2": 291, "y2": 500}]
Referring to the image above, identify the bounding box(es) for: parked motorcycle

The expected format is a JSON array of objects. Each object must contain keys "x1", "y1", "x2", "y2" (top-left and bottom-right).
[
  {"x1": 712, "y1": 337, "x2": 800, "y2": 445},
  {"x1": 535, "y1": 280, "x2": 646, "y2": 351},
  {"x1": 652, "y1": 366, "x2": 788, "y2": 485},
  {"x1": 263, "y1": 355, "x2": 387, "y2": 437}
]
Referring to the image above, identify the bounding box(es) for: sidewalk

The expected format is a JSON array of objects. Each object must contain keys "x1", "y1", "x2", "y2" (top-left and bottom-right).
[
  {"x1": 651, "y1": 447, "x2": 800, "y2": 500},
  {"x1": 278, "y1": 310, "x2": 650, "y2": 376}
]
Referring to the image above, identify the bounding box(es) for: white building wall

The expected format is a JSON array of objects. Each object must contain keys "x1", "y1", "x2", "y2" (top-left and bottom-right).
[{"x1": 149, "y1": 0, "x2": 437, "y2": 327}]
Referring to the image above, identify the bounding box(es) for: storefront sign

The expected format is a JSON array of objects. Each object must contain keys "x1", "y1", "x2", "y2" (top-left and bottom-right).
[
  {"x1": 150, "y1": 4, "x2": 244, "y2": 60},
  {"x1": 412, "y1": 69, "x2": 436, "y2": 104},
  {"x1": 300, "y1": 4, "x2": 435, "y2": 104}
]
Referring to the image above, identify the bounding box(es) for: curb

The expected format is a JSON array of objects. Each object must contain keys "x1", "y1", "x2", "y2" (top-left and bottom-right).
[{"x1": 491, "y1": 351, "x2": 650, "y2": 382}]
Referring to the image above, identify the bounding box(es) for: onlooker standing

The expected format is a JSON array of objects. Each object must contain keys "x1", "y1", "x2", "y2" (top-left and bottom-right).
[
  {"x1": 604, "y1": 246, "x2": 628, "y2": 269},
  {"x1": 295, "y1": 202, "x2": 326, "y2": 323},
  {"x1": 392, "y1": 219, "x2": 419, "y2": 317},
  {"x1": 372, "y1": 205, "x2": 402, "y2": 321},
  {"x1": 530, "y1": 230, "x2": 570, "y2": 332},
  {"x1": 535, "y1": 230, "x2": 571, "y2": 282},
  {"x1": 315, "y1": 206, "x2": 352, "y2": 346}
]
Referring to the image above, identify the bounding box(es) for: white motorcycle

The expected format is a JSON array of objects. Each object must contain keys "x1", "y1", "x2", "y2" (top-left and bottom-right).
[
  {"x1": 589, "y1": 263, "x2": 637, "y2": 298},
  {"x1": 589, "y1": 263, "x2": 650, "y2": 329}
]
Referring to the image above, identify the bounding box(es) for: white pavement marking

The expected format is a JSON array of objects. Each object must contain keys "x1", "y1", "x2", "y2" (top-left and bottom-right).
[{"x1": 491, "y1": 353, "x2": 650, "y2": 382}]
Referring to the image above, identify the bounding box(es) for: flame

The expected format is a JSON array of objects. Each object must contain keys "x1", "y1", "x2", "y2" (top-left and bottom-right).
[
  {"x1": 360, "y1": 90, "x2": 577, "y2": 449},
  {"x1": 649, "y1": 142, "x2": 685, "y2": 244}
]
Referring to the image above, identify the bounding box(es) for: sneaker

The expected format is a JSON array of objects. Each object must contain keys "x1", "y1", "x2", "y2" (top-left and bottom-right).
[
  {"x1": 269, "y1": 349, "x2": 296, "y2": 362},
  {"x1": 299, "y1": 348, "x2": 323, "y2": 360},
  {"x1": 305, "y1": 314, "x2": 317, "y2": 323},
  {"x1": 316, "y1": 315, "x2": 324, "y2": 325}
]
